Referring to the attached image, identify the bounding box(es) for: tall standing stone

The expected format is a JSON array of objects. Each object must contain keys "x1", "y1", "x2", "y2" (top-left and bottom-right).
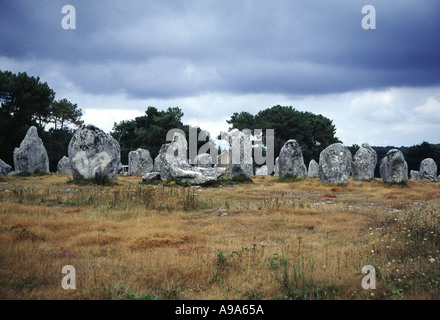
[
  {"x1": 419, "y1": 158, "x2": 438, "y2": 182},
  {"x1": 128, "y1": 148, "x2": 153, "y2": 176},
  {"x1": 352, "y1": 143, "x2": 377, "y2": 181},
  {"x1": 307, "y1": 159, "x2": 319, "y2": 178},
  {"x1": 68, "y1": 124, "x2": 121, "y2": 180},
  {"x1": 278, "y1": 140, "x2": 307, "y2": 178},
  {"x1": 379, "y1": 149, "x2": 408, "y2": 183},
  {"x1": 13, "y1": 126, "x2": 49, "y2": 174},
  {"x1": 318, "y1": 143, "x2": 352, "y2": 185}
]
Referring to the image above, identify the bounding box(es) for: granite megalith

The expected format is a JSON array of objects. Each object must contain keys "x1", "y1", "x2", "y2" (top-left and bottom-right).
[
  {"x1": 352, "y1": 143, "x2": 377, "y2": 181},
  {"x1": 379, "y1": 149, "x2": 408, "y2": 184},
  {"x1": 13, "y1": 126, "x2": 49, "y2": 174},
  {"x1": 318, "y1": 143, "x2": 352, "y2": 185},
  {"x1": 278, "y1": 140, "x2": 307, "y2": 178},
  {"x1": 68, "y1": 124, "x2": 121, "y2": 180}
]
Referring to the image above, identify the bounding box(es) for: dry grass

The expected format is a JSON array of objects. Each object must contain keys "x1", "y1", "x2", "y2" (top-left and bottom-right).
[{"x1": 0, "y1": 174, "x2": 439, "y2": 300}]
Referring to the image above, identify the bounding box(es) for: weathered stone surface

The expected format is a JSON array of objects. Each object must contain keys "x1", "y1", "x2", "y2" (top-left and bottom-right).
[
  {"x1": 57, "y1": 156, "x2": 73, "y2": 175},
  {"x1": 13, "y1": 126, "x2": 49, "y2": 174},
  {"x1": 410, "y1": 170, "x2": 420, "y2": 180},
  {"x1": 194, "y1": 153, "x2": 212, "y2": 168},
  {"x1": 68, "y1": 124, "x2": 121, "y2": 180},
  {"x1": 419, "y1": 158, "x2": 438, "y2": 182},
  {"x1": 379, "y1": 149, "x2": 408, "y2": 184},
  {"x1": 278, "y1": 140, "x2": 307, "y2": 178},
  {"x1": 226, "y1": 129, "x2": 253, "y2": 178},
  {"x1": 307, "y1": 159, "x2": 319, "y2": 178},
  {"x1": 352, "y1": 143, "x2": 377, "y2": 181},
  {"x1": 141, "y1": 172, "x2": 161, "y2": 182},
  {"x1": 128, "y1": 148, "x2": 153, "y2": 176},
  {"x1": 159, "y1": 132, "x2": 225, "y2": 184},
  {"x1": 255, "y1": 165, "x2": 268, "y2": 176},
  {"x1": 215, "y1": 150, "x2": 230, "y2": 168},
  {"x1": 0, "y1": 159, "x2": 12, "y2": 176},
  {"x1": 318, "y1": 143, "x2": 352, "y2": 185}
]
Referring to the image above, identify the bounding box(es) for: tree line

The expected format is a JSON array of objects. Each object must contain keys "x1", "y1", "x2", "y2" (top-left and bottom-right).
[{"x1": 1, "y1": 70, "x2": 438, "y2": 176}]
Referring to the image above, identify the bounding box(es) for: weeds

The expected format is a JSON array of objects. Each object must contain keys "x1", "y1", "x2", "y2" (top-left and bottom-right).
[{"x1": 268, "y1": 254, "x2": 339, "y2": 300}]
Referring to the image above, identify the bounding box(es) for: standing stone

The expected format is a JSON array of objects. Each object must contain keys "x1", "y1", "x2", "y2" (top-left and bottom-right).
[
  {"x1": 57, "y1": 156, "x2": 73, "y2": 175},
  {"x1": 352, "y1": 143, "x2": 378, "y2": 181},
  {"x1": 379, "y1": 149, "x2": 408, "y2": 184},
  {"x1": 255, "y1": 165, "x2": 268, "y2": 176},
  {"x1": 0, "y1": 159, "x2": 12, "y2": 176},
  {"x1": 419, "y1": 158, "x2": 438, "y2": 182},
  {"x1": 307, "y1": 159, "x2": 319, "y2": 178},
  {"x1": 13, "y1": 126, "x2": 49, "y2": 174},
  {"x1": 227, "y1": 129, "x2": 253, "y2": 178},
  {"x1": 194, "y1": 153, "x2": 212, "y2": 168},
  {"x1": 68, "y1": 124, "x2": 121, "y2": 180},
  {"x1": 128, "y1": 148, "x2": 153, "y2": 176},
  {"x1": 318, "y1": 143, "x2": 352, "y2": 185},
  {"x1": 278, "y1": 140, "x2": 307, "y2": 178},
  {"x1": 410, "y1": 170, "x2": 420, "y2": 180}
]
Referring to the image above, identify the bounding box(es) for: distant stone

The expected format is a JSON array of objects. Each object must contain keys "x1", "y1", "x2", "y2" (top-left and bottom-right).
[
  {"x1": 128, "y1": 148, "x2": 153, "y2": 176},
  {"x1": 0, "y1": 159, "x2": 12, "y2": 176},
  {"x1": 57, "y1": 156, "x2": 73, "y2": 175},
  {"x1": 318, "y1": 143, "x2": 352, "y2": 185},
  {"x1": 194, "y1": 153, "x2": 212, "y2": 168},
  {"x1": 307, "y1": 159, "x2": 319, "y2": 178},
  {"x1": 255, "y1": 165, "x2": 268, "y2": 176},
  {"x1": 379, "y1": 149, "x2": 408, "y2": 184},
  {"x1": 278, "y1": 140, "x2": 307, "y2": 178},
  {"x1": 419, "y1": 158, "x2": 438, "y2": 182},
  {"x1": 410, "y1": 170, "x2": 420, "y2": 180},
  {"x1": 68, "y1": 124, "x2": 121, "y2": 180},
  {"x1": 352, "y1": 143, "x2": 377, "y2": 181},
  {"x1": 13, "y1": 126, "x2": 49, "y2": 174}
]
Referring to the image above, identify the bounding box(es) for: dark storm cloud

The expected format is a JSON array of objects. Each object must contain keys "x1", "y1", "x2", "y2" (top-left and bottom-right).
[{"x1": 1, "y1": 0, "x2": 439, "y2": 99}]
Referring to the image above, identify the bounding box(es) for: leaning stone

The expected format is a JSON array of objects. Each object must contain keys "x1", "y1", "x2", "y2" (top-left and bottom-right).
[
  {"x1": 68, "y1": 124, "x2": 121, "y2": 180},
  {"x1": 0, "y1": 159, "x2": 12, "y2": 176},
  {"x1": 419, "y1": 158, "x2": 438, "y2": 182},
  {"x1": 352, "y1": 143, "x2": 377, "y2": 181},
  {"x1": 318, "y1": 143, "x2": 352, "y2": 185},
  {"x1": 278, "y1": 140, "x2": 307, "y2": 178},
  {"x1": 128, "y1": 148, "x2": 154, "y2": 176},
  {"x1": 13, "y1": 126, "x2": 49, "y2": 174},
  {"x1": 307, "y1": 159, "x2": 319, "y2": 178},
  {"x1": 57, "y1": 156, "x2": 73, "y2": 175},
  {"x1": 379, "y1": 149, "x2": 408, "y2": 184},
  {"x1": 410, "y1": 170, "x2": 420, "y2": 180}
]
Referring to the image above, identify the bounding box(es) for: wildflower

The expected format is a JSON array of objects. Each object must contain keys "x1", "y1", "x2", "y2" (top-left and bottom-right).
[{"x1": 429, "y1": 258, "x2": 435, "y2": 263}]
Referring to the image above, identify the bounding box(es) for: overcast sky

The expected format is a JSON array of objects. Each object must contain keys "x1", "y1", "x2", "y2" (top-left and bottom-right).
[{"x1": 1, "y1": 0, "x2": 439, "y2": 147}]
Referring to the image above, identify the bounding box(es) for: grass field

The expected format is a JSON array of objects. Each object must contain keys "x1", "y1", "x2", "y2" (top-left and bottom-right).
[{"x1": 0, "y1": 173, "x2": 439, "y2": 300}]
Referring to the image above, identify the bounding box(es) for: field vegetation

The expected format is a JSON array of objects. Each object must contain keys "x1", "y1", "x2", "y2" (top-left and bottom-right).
[{"x1": 0, "y1": 173, "x2": 439, "y2": 300}]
